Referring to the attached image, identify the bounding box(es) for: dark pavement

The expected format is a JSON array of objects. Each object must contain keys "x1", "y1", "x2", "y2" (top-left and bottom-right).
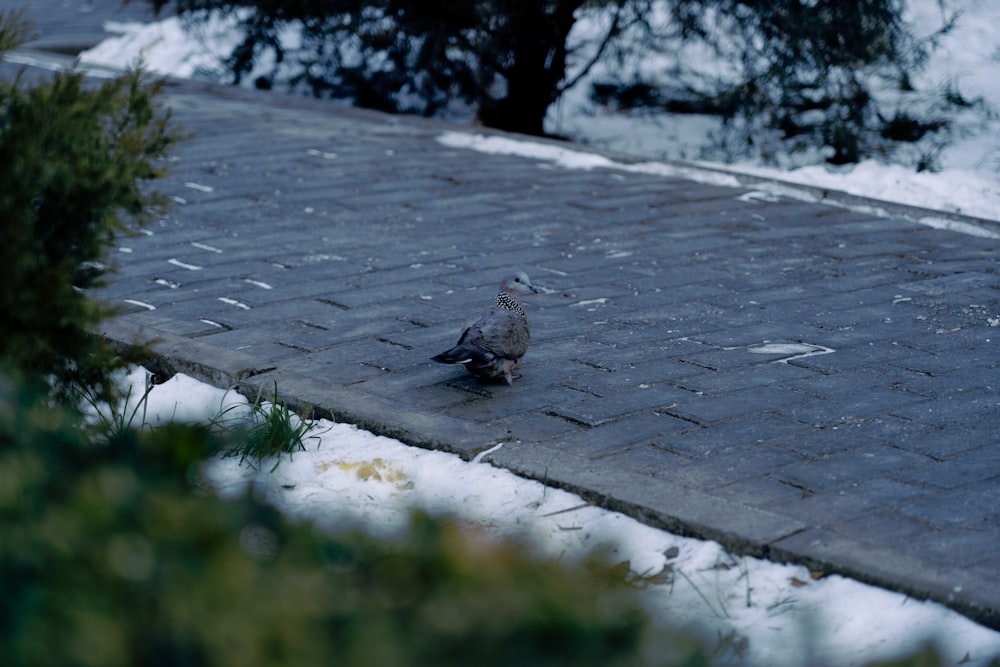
[{"x1": 5, "y1": 0, "x2": 1000, "y2": 631}]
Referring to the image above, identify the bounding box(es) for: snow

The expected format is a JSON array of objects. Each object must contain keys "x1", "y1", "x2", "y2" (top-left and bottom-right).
[
  {"x1": 95, "y1": 14, "x2": 251, "y2": 81},
  {"x1": 110, "y1": 368, "x2": 1000, "y2": 666},
  {"x1": 65, "y1": 5, "x2": 1000, "y2": 663},
  {"x1": 902, "y1": 0, "x2": 1000, "y2": 173},
  {"x1": 735, "y1": 160, "x2": 1000, "y2": 222},
  {"x1": 438, "y1": 130, "x2": 742, "y2": 187}
]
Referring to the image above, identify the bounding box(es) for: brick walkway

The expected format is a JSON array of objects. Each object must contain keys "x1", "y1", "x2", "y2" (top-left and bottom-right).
[{"x1": 6, "y1": 0, "x2": 1000, "y2": 630}]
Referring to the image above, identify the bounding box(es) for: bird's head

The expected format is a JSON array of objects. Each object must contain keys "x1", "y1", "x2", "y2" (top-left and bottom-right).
[{"x1": 500, "y1": 271, "x2": 539, "y2": 295}]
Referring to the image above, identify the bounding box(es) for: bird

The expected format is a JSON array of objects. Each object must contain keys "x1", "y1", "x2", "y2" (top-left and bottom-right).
[{"x1": 431, "y1": 271, "x2": 539, "y2": 385}]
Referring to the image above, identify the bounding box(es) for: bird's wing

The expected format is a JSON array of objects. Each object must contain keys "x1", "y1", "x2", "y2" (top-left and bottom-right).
[{"x1": 466, "y1": 309, "x2": 529, "y2": 360}]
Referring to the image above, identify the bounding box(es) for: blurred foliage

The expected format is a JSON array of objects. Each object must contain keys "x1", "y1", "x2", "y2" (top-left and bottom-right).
[
  {"x1": 0, "y1": 6, "x2": 35, "y2": 52},
  {"x1": 0, "y1": 370, "x2": 711, "y2": 667},
  {"x1": 0, "y1": 9, "x2": 181, "y2": 407},
  {"x1": 0, "y1": 368, "x2": 984, "y2": 667}
]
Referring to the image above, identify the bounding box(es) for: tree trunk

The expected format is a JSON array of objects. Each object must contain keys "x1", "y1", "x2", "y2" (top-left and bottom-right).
[{"x1": 477, "y1": 1, "x2": 580, "y2": 137}]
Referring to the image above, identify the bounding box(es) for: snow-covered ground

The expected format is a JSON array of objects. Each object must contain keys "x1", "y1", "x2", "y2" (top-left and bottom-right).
[
  {"x1": 108, "y1": 367, "x2": 1000, "y2": 666},
  {"x1": 76, "y1": 0, "x2": 1000, "y2": 221}
]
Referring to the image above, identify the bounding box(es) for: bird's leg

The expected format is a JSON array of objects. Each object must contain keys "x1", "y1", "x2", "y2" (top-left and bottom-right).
[{"x1": 501, "y1": 358, "x2": 517, "y2": 385}]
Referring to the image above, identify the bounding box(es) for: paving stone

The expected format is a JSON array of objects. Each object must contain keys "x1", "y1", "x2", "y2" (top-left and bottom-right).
[
  {"x1": 775, "y1": 385, "x2": 926, "y2": 428},
  {"x1": 674, "y1": 363, "x2": 819, "y2": 394},
  {"x1": 537, "y1": 414, "x2": 684, "y2": 460},
  {"x1": 440, "y1": 379, "x2": 573, "y2": 422},
  {"x1": 780, "y1": 341, "x2": 919, "y2": 374},
  {"x1": 829, "y1": 509, "x2": 932, "y2": 546},
  {"x1": 889, "y1": 425, "x2": 999, "y2": 460},
  {"x1": 664, "y1": 386, "x2": 812, "y2": 426},
  {"x1": 544, "y1": 387, "x2": 685, "y2": 428},
  {"x1": 896, "y1": 484, "x2": 1000, "y2": 527},
  {"x1": 664, "y1": 443, "x2": 808, "y2": 489},
  {"x1": 770, "y1": 415, "x2": 936, "y2": 457},
  {"x1": 769, "y1": 527, "x2": 1000, "y2": 629},
  {"x1": 711, "y1": 476, "x2": 808, "y2": 508},
  {"x1": 592, "y1": 444, "x2": 698, "y2": 478},
  {"x1": 890, "y1": 391, "x2": 999, "y2": 428},
  {"x1": 772, "y1": 446, "x2": 935, "y2": 495},
  {"x1": 896, "y1": 523, "x2": 1000, "y2": 570},
  {"x1": 891, "y1": 446, "x2": 1000, "y2": 489},
  {"x1": 486, "y1": 411, "x2": 583, "y2": 444},
  {"x1": 654, "y1": 412, "x2": 805, "y2": 459},
  {"x1": 765, "y1": 477, "x2": 928, "y2": 525}
]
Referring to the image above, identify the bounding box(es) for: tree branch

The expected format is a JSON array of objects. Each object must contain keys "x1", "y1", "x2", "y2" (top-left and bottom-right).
[{"x1": 558, "y1": 3, "x2": 624, "y2": 94}]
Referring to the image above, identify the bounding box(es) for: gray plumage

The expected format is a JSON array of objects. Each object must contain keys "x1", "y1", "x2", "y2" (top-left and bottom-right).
[{"x1": 431, "y1": 271, "x2": 538, "y2": 385}]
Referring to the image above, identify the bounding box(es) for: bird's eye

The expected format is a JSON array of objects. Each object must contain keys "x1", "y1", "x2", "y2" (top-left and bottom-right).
[{"x1": 514, "y1": 277, "x2": 521, "y2": 282}]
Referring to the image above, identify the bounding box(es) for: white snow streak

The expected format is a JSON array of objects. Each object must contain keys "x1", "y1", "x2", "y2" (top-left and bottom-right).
[{"x1": 167, "y1": 258, "x2": 203, "y2": 270}]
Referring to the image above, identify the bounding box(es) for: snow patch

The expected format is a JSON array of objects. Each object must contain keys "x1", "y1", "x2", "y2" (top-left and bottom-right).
[
  {"x1": 748, "y1": 342, "x2": 836, "y2": 363},
  {"x1": 101, "y1": 368, "x2": 1000, "y2": 667}
]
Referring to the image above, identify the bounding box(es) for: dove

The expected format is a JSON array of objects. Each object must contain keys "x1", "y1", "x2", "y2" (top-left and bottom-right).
[{"x1": 431, "y1": 271, "x2": 539, "y2": 385}]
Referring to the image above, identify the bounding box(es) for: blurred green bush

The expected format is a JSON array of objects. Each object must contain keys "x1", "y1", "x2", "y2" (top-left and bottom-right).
[
  {"x1": 0, "y1": 8, "x2": 180, "y2": 407},
  {"x1": 0, "y1": 373, "x2": 710, "y2": 667},
  {"x1": 1, "y1": 368, "x2": 981, "y2": 667}
]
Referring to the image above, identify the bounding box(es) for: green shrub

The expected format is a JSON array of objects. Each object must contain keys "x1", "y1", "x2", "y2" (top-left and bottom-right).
[
  {"x1": 2, "y1": 369, "x2": 980, "y2": 667},
  {"x1": 0, "y1": 9, "x2": 181, "y2": 406},
  {"x1": 0, "y1": 370, "x2": 710, "y2": 667}
]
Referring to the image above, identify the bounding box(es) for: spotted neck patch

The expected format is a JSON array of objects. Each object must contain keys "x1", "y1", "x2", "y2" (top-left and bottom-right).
[{"x1": 495, "y1": 290, "x2": 524, "y2": 314}]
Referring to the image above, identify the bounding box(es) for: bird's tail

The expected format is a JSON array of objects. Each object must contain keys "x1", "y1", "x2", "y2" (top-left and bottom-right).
[{"x1": 431, "y1": 346, "x2": 476, "y2": 365}]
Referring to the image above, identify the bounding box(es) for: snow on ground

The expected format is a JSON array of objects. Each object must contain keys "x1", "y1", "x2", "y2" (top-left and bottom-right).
[
  {"x1": 732, "y1": 160, "x2": 1000, "y2": 222},
  {"x1": 114, "y1": 367, "x2": 1000, "y2": 666}
]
